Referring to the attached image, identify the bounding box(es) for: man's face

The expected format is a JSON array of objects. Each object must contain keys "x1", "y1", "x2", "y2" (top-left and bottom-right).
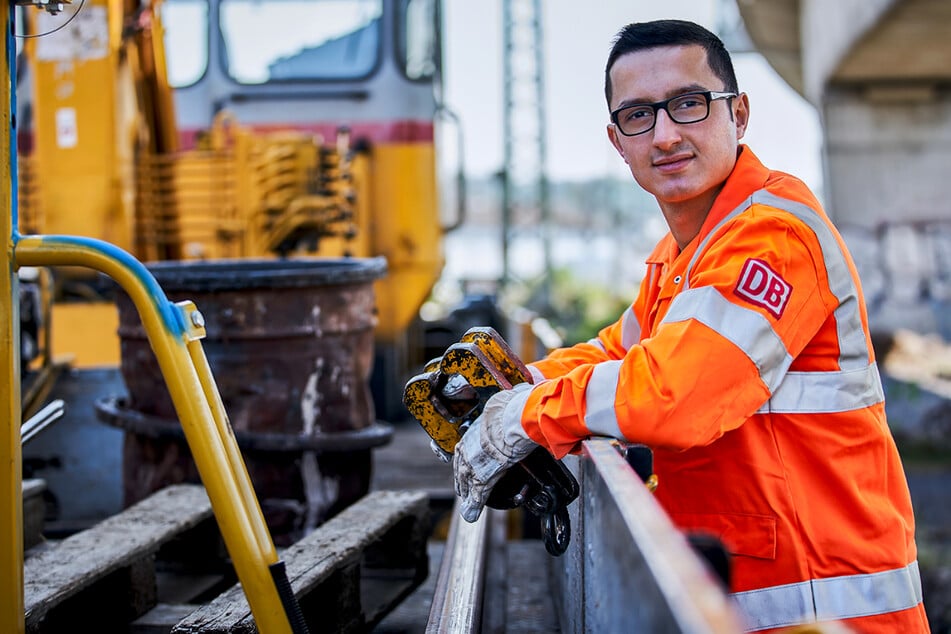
[{"x1": 606, "y1": 45, "x2": 749, "y2": 212}]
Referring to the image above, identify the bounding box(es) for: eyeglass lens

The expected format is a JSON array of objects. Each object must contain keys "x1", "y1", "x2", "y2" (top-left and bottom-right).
[{"x1": 616, "y1": 93, "x2": 710, "y2": 136}]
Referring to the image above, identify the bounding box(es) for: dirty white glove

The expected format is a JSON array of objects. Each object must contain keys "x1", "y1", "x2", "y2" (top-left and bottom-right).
[{"x1": 453, "y1": 381, "x2": 537, "y2": 522}]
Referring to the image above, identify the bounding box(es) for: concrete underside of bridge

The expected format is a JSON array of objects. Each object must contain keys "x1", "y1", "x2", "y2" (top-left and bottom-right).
[{"x1": 739, "y1": 0, "x2": 951, "y2": 336}]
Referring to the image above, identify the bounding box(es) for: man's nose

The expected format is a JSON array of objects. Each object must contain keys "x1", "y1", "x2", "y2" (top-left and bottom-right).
[{"x1": 652, "y1": 108, "x2": 681, "y2": 147}]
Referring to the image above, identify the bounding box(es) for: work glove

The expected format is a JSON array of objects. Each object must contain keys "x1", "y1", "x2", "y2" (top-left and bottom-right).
[{"x1": 453, "y1": 381, "x2": 537, "y2": 522}]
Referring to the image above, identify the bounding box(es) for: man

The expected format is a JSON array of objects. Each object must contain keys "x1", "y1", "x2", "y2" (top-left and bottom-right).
[{"x1": 452, "y1": 19, "x2": 929, "y2": 633}]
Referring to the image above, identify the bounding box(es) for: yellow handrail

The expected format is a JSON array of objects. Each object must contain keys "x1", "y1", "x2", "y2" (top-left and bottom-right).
[
  {"x1": 13, "y1": 234, "x2": 294, "y2": 634},
  {"x1": 1, "y1": 2, "x2": 24, "y2": 630}
]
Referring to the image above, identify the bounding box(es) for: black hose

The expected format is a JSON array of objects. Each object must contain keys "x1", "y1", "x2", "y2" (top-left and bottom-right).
[{"x1": 269, "y1": 560, "x2": 311, "y2": 634}]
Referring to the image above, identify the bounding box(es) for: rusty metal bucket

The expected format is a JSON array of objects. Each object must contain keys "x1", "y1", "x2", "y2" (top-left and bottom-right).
[{"x1": 96, "y1": 257, "x2": 389, "y2": 545}]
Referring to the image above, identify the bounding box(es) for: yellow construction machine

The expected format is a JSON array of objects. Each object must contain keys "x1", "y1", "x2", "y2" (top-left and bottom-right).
[
  {"x1": 14, "y1": 0, "x2": 468, "y2": 525},
  {"x1": 5, "y1": 0, "x2": 463, "y2": 630},
  {"x1": 17, "y1": 0, "x2": 456, "y2": 419}
]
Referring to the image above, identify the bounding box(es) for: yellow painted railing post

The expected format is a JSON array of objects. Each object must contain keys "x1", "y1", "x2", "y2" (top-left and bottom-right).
[
  {"x1": 0, "y1": 1, "x2": 25, "y2": 632},
  {"x1": 14, "y1": 236, "x2": 296, "y2": 634}
]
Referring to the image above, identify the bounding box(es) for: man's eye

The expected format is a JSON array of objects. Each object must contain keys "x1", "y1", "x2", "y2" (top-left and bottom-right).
[
  {"x1": 673, "y1": 97, "x2": 704, "y2": 110},
  {"x1": 624, "y1": 107, "x2": 653, "y2": 121}
]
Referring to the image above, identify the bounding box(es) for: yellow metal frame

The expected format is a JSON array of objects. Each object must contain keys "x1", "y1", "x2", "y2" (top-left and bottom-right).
[
  {"x1": 1, "y1": 0, "x2": 24, "y2": 627},
  {"x1": 12, "y1": 236, "x2": 296, "y2": 633}
]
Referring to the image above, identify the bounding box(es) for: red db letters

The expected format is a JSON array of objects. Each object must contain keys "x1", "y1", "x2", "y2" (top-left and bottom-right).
[{"x1": 734, "y1": 258, "x2": 792, "y2": 319}]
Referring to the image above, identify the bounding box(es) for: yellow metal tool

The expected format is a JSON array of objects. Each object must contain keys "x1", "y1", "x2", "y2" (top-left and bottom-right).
[{"x1": 403, "y1": 327, "x2": 579, "y2": 556}]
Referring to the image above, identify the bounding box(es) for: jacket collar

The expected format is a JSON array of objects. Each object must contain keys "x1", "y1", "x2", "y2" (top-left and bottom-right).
[
  {"x1": 697, "y1": 145, "x2": 770, "y2": 240},
  {"x1": 645, "y1": 145, "x2": 769, "y2": 266}
]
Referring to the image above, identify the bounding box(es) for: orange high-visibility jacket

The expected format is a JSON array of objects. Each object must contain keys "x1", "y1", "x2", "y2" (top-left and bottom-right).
[{"x1": 522, "y1": 147, "x2": 928, "y2": 632}]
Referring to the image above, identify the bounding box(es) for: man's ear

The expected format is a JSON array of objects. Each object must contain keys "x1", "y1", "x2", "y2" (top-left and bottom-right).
[
  {"x1": 734, "y1": 93, "x2": 750, "y2": 141},
  {"x1": 607, "y1": 124, "x2": 628, "y2": 164}
]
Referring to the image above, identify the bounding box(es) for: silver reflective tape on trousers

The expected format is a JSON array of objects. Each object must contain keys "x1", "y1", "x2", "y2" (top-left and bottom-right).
[{"x1": 733, "y1": 561, "x2": 923, "y2": 632}]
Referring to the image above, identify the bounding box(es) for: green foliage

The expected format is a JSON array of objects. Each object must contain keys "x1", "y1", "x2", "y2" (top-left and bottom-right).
[{"x1": 506, "y1": 267, "x2": 631, "y2": 345}]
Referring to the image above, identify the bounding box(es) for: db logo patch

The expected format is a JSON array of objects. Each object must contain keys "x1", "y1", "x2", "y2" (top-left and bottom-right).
[{"x1": 734, "y1": 258, "x2": 792, "y2": 319}]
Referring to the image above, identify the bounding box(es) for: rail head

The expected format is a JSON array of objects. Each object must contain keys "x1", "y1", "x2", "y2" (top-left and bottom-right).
[{"x1": 426, "y1": 504, "x2": 496, "y2": 634}]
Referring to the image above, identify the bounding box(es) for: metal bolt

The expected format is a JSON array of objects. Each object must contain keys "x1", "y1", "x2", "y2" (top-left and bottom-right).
[
  {"x1": 190, "y1": 310, "x2": 205, "y2": 328},
  {"x1": 31, "y1": 0, "x2": 65, "y2": 15}
]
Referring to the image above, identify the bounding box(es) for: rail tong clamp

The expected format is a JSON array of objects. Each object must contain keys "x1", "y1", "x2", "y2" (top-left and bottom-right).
[{"x1": 403, "y1": 327, "x2": 580, "y2": 556}]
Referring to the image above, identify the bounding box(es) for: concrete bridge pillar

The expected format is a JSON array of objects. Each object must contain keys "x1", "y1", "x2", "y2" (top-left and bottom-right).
[{"x1": 737, "y1": 0, "x2": 951, "y2": 336}]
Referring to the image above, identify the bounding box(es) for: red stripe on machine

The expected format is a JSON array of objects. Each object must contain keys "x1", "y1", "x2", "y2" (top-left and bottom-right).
[{"x1": 177, "y1": 119, "x2": 434, "y2": 150}]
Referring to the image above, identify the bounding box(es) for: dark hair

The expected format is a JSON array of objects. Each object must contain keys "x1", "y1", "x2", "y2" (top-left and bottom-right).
[{"x1": 604, "y1": 20, "x2": 738, "y2": 107}]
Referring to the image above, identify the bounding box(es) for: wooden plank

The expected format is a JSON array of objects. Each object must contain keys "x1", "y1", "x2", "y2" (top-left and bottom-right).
[
  {"x1": 24, "y1": 484, "x2": 213, "y2": 633},
  {"x1": 173, "y1": 490, "x2": 430, "y2": 634}
]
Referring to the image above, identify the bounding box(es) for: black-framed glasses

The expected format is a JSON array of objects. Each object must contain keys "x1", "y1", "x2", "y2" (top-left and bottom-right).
[{"x1": 610, "y1": 90, "x2": 737, "y2": 137}]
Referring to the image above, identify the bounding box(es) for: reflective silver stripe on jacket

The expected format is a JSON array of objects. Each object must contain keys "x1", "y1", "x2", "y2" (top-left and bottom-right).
[
  {"x1": 660, "y1": 287, "x2": 885, "y2": 414},
  {"x1": 527, "y1": 365, "x2": 547, "y2": 384},
  {"x1": 677, "y1": 188, "x2": 882, "y2": 412},
  {"x1": 732, "y1": 561, "x2": 923, "y2": 632},
  {"x1": 584, "y1": 305, "x2": 639, "y2": 355},
  {"x1": 583, "y1": 290, "x2": 884, "y2": 435},
  {"x1": 755, "y1": 363, "x2": 884, "y2": 414},
  {"x1": 584, "y1": 360, "x2": 624, "y2": 438},
  {"x1": 585, "y1": 338, "x2": 607, "y2": 355},
  {"x1": 663, "y1": 286, "x2": 792, "y2": 393},
  {"x1": 683, "y1": 188, "x2": 869, "y2": 371},
  {"x1": 754, "y1": 191, "x2": 868, "y2": 371},
  {"x1": 582, "y1": 186, "x2": 884, "y2": 437},
  {"x1": 619, "y1": 305, "x2": 641, "y2": 351},
  {"x1": 586, "y1": 305, "x2": 635, "y2": 359}
]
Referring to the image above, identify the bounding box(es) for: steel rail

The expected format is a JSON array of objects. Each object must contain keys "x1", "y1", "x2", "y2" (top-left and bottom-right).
[
  {"x1": 426, "y1": 503, "x2": 497, "y2": 633},
  {"x1": 426, "y1": 442, "x2": 743, "y2": 634},
  {"x1": 559, "y1": 438, "x2": 745, "y2": 633}
]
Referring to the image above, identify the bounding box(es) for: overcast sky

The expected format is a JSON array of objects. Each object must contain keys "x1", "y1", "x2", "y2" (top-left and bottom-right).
[{"x1": 442, "y1": 0, "x2": 823, "y2": 194}]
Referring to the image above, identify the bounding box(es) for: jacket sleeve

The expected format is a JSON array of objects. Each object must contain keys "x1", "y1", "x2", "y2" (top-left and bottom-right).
[
  {"x1": 529, "y1": 303, "x2": 641, "y2": 378},
  {"x1": 521, "y1": 212, "x2": 837, "y2": 458},
  {"x1": 528, "y1": 270, "x2": 652, "y2": 382}
]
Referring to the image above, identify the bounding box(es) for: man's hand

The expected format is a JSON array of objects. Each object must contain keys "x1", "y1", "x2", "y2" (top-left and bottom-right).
[{"x1": 453, "y1": 382, "x2": 537, "y2": 522}]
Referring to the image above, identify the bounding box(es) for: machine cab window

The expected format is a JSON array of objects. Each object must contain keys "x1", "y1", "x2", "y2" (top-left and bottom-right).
[
  {"x1": 218, "y1": 0, "x2": 384, "y2": 83},
  {"x1": 160, "y1": 0, "x2": 209, "y2": 88}
]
